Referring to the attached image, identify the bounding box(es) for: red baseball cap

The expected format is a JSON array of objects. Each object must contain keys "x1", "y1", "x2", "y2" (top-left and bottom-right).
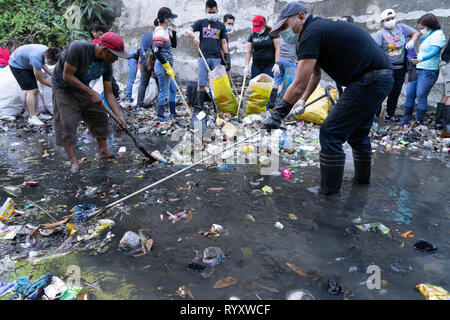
[
  {"x1": 252, "y1": 16, "x2": 265, "y2": 33},
  {"x1": 99, "y1": 32, "x2": 130, "y2": 58}
]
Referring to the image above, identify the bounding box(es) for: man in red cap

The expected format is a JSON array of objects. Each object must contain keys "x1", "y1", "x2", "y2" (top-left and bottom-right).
[{"x1": 52, "y1": 32, "x2": 129, "y2": 173}]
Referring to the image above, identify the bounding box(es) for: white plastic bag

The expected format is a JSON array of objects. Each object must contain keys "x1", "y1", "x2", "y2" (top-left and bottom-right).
[
  {"x1": 0, "y1": 66, "x2": 25, "y2": 120},
  {"x1": 143, "y1": 77, "x2": 158, "y2": 106}
]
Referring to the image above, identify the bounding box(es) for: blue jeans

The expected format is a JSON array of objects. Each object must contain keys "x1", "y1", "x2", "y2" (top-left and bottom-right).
[
  {"x1": 0, "y1": 65, "x2": 5, "y2": 68},
  {"x1": 251, "y1": 64, "x2": 274, "y2": 79},
  {"x1": 320, "y1": 74, "x2": 394, "y2": 156},
  {"x1": 126, "y1": 58, "x2": 138, "y2": 100},
  {"x1": 198, "y1": 57, "x2": 222, "y2": 87},
  {"x1": 404, "y1": 69, "x2": 439, "y2": 111},
  {"x1": 154, "y1": 60, "x2": 176, "y2": 107},
  {"x1": 274, "y1": 59, "x2": 297, "y2": 86}
]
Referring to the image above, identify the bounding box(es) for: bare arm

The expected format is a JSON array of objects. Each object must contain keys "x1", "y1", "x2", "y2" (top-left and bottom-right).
[
  {"x1": 283, "y1": 59, "x2": 317, "y2": 104},
  {"x1": 300, "y1": 64, "x2": 321, "y2": 102},
  {"x1": 103, "y1": 80, "x2": 126, "y2": 125},
  {"x1": 273, "y1": 38, "x2": 281, "y2": 63},
  {"x1": 410, "y1": 30, "x2": 420, "y2": 43},
  {"x1": 42, "y1": 65, "x2": 53, "y2": 77},
  {"x1": 34, "y1": 68, "x2": 51, "y2": 87},
  {"x1": 63, "y1": 62, "x2": 102, "y2": 105},
  {"x1": 185, "y1": 27, "x2": 196, "y2": 38},
  {"x1": 245, "y1": 42, "x2": 253, "y2": 66},
  {"x1": 221, "y1": 38, "x2": 229, "y2": 54}
]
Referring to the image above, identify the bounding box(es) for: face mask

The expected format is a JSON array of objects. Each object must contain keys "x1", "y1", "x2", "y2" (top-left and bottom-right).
[
  {"x1": 168, "y1": 22, "x2": 174, "y2": 28},
  {"x1": 384, "y1": 19, "x2": 396, "y2": 30},
  {"x1": 420, "y1": 28, "x2": 431, "y2": 37},
  {"x1": 256, "y1": 27, "x2": 266, "y2": 35},
  {"x1": 207, "y1": 14, "x2": 218, "y2": 22},
  {"x1": 226, "y1": 26, "x2": 233, "y2": 33},
  {"x1": 280, "y1": 28, "x2": 299, "y2": 45}
]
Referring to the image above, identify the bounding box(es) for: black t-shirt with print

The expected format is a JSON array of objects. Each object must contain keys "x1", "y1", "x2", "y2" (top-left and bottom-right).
[
  {"x1": 297, "y1": 15, "x2": 392, "y2": 86},
  {"x1": 248, "y1": 30, "x2": 279, "y2": 67},
  {"x1": 52, "y1": 40, "x2": 113, "y2": 90},
  {"x1": 192, "y1": 19, "x2": 227, "y2": 59}
]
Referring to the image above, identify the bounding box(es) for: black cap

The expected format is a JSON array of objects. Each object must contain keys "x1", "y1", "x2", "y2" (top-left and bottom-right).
[
  {"x1": 158, "y1": 7, "x2": 178, "y2": 23},
  {"x1": 90, "y1": 24, "x2": 103, "y2": 32},
  {"x1": 270, "y1": 2, "x2": 309, "y2": 36}
]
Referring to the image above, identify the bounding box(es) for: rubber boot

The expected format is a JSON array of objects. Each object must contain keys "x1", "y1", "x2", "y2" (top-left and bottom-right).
[
  {"x1": 416, "y1": 109, "x2": 426, "y2": 125},
  {"x1": 156, "y1": 105, "x2": 170, "y2": 122},
  {"x1": 398, "y1": 106, "x2": 414, "y2": 125},
  {"x1": 319, "y1": 153, "x2": 346, "y2": 196},
  {"x1": 192, "y1": 91, "x2": 207, "y2": 132},
  {"x1": 169, "y1": 101, "x2": 180, "y2": 118},
  {"x1": 352, "y1": 150, "x2": 372, "y2": 185},
  {"x1": 266, "y1": 88, "x2": 278, "y2": 111},
  {"x1": 445, "y1": 104, "x2": 450, "y2": 132},
  {"x1": 435, "y1": 103, "x2": 445, "y2": 130},
  {"x1": 261, "y1": 99, "x2": 293, "y2": 131}
]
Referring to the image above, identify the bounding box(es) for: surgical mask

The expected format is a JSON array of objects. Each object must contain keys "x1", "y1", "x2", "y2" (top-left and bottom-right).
[
  {"x1": 226, "y1": 26, "x2": 233, "y2": 33},
  {"x1": 256, "y1": 27, "x2": 266, "y2": 35},
  {"x1": 168, "y1": 22, "x2": 174, "y2": 28},
  {"x1": 384, "y1": 19, "x2": 396, "y2": 30},
  {"x1": 280, "y1": 28, "x2": 299, "y2": 45},
  {"x1": 420, "y1": 28, "x2": 431, "y2": 37},
  {"x1": 207, "y1": 14, "x2": 218, "y2": 22}
]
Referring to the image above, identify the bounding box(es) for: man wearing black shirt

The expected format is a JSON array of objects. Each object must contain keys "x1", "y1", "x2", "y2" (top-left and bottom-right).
[{"x1": 262, "y1": 2, "x2": 394, "y2": 196}]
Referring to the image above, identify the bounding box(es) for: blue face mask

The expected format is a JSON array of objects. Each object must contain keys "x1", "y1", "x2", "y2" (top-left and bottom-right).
[
  {"x1": 280, "y1": 28, "x2": 299, "y2": 45},
  {"x1": 226, "y1": 26, "x2": 233, "y2": 33},
  {"x1": 207, "y1": 14, "x2": 218, "y2": 22}
]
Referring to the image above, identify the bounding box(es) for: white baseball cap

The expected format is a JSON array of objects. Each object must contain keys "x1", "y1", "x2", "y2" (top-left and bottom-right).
[{"x1": 380, "y1": 9, "x2": 396, "y2": 22}]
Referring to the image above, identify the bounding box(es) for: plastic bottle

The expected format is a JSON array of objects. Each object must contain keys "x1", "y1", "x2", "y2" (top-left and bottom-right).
[{"x1": 151, "y1": 150, "x2": 168, "y2": 164}]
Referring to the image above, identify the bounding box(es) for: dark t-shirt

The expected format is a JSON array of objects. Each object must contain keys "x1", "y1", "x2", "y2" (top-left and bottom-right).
[
  {"x1": 192, "y1": 19, "x2": 227, "y2": 58},
  {"x1": 442, "y1": 39, "x2": 450, "y2": 63},
  {"x1": 52, "y1": 40, "x2": 112, "y2": 90},
  {"x1": 297, "y1": 16, "x2": 392, "y2": 86},
  {"x1": 248, "y1": 30, "x2": 279, "y2": 67}
]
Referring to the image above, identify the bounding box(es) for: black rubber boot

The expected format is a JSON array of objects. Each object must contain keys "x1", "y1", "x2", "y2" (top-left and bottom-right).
[
  {"x1": 352, "y1": 150, "x2": 372, "y2": 185},
  {"x1": 266, "y1": 88, "x2": 278, "y2": 110},
  {"x1": 435, "y1": 103, "x2": 446, "y2": 130},
  {"x1": 195, "y1": 90, "x2": 207, "y2": 114},
  {"x1": 445, "y1": 104, "x2": 450, "y2": 132},
  {"x1": 319, "y1": 153, "x2": 346, "y2": 196},
  {"x1": 261, "y1": 99, "x2": 293, "y2": 131}
]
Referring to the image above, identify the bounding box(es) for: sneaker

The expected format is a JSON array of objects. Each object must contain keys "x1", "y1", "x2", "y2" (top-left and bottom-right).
[
  {"x1": 385, "y1": 115, "x2": 400, "y2": 122},
  {"x1": 37, "y1": 114, "x2": 53, "y2": 121},
  {"x1": 125, "y1": 98, "x2": 134, "y2": 105},
  {"x1": 28, "y1": 116, "x2": 45, "y2": 126}
]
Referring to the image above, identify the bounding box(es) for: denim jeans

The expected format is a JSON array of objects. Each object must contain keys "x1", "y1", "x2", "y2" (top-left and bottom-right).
[
  {"x1": 198, "y1": 57, "x2": 222, "y2": 87},
  {"x1": 154, "y1": 60, "x2": 176, "y2": 107},
  {"x1": 320, "y1": 74, "x2": 394, "y2": 156},
  {"x1": 404, "y1": 69, "x2": 439, "y2": 111},
  {"x1": 137, "y1": 61, "x2": 152, "y2": 107},
  {"x1": 274, "y1": 59, "x2": 297, "y2": 86},
  {"x1": 126, "y1": 58, "x2": 138, "y2": 100},
  {"x1": 251, "y1": 63, "x2": 274, "y2": 79}
]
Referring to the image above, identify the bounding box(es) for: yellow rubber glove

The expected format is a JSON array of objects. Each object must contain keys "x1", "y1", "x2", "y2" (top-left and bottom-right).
[{"x1": 162, "y1": 62, "x2": 175, "y2": 80}]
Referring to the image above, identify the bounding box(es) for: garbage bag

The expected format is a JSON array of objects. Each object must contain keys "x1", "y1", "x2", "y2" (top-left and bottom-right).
[
  {"x1": 210, "y1": 65, "x2": 238, "y2": 115},
  {"x1": 143, "y1": 77, "x2": 158, "y2": 106},
  {"x1": 0, "y1": 66, "x2": 25, "y2": 120},
  {"x1": 243, "y1": 74, "x2": 274, "y2": 117},
  {"x1": 296, "y1": 85, "x2": 338, "y2": 125},
  {"x1": 37, "y1": 65, "x2": 54, "y2": 115}
]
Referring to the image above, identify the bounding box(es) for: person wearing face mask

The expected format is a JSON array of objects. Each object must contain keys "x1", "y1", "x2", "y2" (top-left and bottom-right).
[
  {"x1": 399, "y1": 13, "x2": 447, "y2": 126},
  {"x1": 437, "y1": 38, "x2": 450, "y2": 132},
  {"x1": 221, "y1": 14, "x2": 235, "y2": 68},
  {"x1": 244, "y1": 16, "x2": 281, "y2": 110},
  {"x1": 371, "y1": 9, "x2": 420, "y2": 123},
  {"x1": 186, "y1": 0, "x2": 230, "y2": 117},
  {"x1": 152, "y1": 7, "x2": 179, "y2": 121},
  {"x1": 261, "y1": 2, "x2": 394, "y2": 196}
]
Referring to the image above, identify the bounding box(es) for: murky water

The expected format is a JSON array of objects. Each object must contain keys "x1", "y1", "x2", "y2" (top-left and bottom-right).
[{"x1": 0, "y1": 126, "x2": 449, "y2": 300}]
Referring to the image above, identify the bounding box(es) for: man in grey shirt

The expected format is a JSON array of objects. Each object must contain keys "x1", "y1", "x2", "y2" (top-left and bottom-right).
[{"x1": 371, "y1": 9, "x2": 420, "y2": 122}]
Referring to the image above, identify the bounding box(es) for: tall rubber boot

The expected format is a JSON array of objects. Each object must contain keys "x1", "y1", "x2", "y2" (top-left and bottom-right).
[
  {"x1": 195, "y1": 90, "x2": 207, "y2": 114},
  {"x1": 445, "y1": 104, "x2": 450, "y2": 132},
  {"x1": 416, "y1": 109, "x2": 427, "y2": 125},
  {"x1": 192, "y1": 91, "x2": 207, "y2": 132},
  {"x1": 435, "y1": 103, "x2": 445, "y2": 130},
  {"x1": 398, "y1": 106, "x2": 414, "y2": 125},
  {"x1": 260, "y1": 99, "x2": 293, "y2": 131},
  {"x1": 156, "y1": 105, "x2": 170, "y2": 122},
  {"x1": 352, "y1": 150, "x2": 372, "y2": 185},
  {"x1": 319, "y1": 153, "x2": 346, "y2": 196},
  {"x1": 169, "y1": 102, "x2": 180, "y2": 118},
  {"x1": 266, "y1": 88, "x2": 278, "y2": 111}
]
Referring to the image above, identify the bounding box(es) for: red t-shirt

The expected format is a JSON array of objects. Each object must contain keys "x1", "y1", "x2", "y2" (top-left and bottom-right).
[
  {"x1": 92, "y1": 38, "x2": 101, "y2": 44},
  {"x1": 0, "y1": 46, "x2": 10, "y2": 66}
]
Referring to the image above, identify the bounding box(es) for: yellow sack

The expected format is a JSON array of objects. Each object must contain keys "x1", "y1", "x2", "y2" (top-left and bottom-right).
[
  {"x1": 210, "y1": 65, "x2": 238, "y2": 116},
  {"x1": 244, "y1": 74, "x2": 274, "y2": 117},
  {"x1": 296, "y1": 85, "x2": 338, "y2": 125}
]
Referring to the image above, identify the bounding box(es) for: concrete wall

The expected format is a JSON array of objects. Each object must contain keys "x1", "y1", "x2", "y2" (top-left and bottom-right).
[{"x1": 109, "y1": 0, "x2": 450, "y2": 106}]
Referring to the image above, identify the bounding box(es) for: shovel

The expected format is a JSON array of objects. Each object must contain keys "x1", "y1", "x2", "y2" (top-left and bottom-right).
[{"x1": 100, "y1": 103, "x2": 156, "y2": 162}]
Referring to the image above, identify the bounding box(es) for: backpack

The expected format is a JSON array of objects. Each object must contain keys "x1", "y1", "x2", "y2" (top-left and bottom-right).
[{"x1": 145, "y1": 48, "x2": 156, "y2": 73}]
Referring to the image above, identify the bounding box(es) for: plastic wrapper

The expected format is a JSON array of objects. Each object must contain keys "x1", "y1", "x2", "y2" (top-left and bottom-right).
[
  {"x1": 296, "y1": 85, "x2": 338, "y2": 125},
  {"x1": 243, "y1": 74, "x2": 274, "y2": 117},
  {"x1": 416, "y1": 284, "x2": 450, "y2": 300},
  {"x1": 210, "y1": 65, "x2": 238, "y2": 115}
]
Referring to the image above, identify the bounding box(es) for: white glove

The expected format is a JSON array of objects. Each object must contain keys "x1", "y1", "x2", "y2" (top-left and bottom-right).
[
  {"x1": 272, "y1": 63, "x2": 280, "y2": 76},
  {"x1": 287, "y1": 99, "x2": 306, "y2": 118},
  {"x1": 405, "y1": 40, "x2": 415, "y2": 50},
  {"x1": 244, "y1": 65, "x2": 250, "y2": 76}
]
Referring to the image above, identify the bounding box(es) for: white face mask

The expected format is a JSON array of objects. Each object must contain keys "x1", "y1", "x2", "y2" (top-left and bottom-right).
[
  {"x1": 420, "y1": 28, "x2": 431, "y2": 37},
  {"x1": 256, "y1": 27, "x2": 266, "y2": 35},
  {"x1": 384, "y1": 19, "x2": 396, "y2": 30}
]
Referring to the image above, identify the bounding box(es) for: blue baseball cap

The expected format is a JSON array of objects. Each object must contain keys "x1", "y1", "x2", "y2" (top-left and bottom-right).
[{"x1": 270, "y1": 2, "x2": 309, "y2": 36}]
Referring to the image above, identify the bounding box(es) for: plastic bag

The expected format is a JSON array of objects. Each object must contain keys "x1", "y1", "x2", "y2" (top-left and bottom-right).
[
  {"x1": 143, "y1": 77, "x2": 158, "y2": 106},
  {"x1": 210, "y1": 65, "x2": 238, "y2": 115},
  {"x1": 37, "y1": 65, "x2": 54, "y2": 114},
  {"x1": 243, "y1": 74, "x2": 274, "y2": 117},
  {"x1": 280, "y1": 67, "x2": 297, "y2": 98},
  {"x1": 296, "y1": 85, "x2": 338, "y2": 125},
  {"x1": 416, "y1": 284, "x2": 450, "y2": 300},
  {"x1": 0, "y1": 66, "x2": 25, "y2": 120}
]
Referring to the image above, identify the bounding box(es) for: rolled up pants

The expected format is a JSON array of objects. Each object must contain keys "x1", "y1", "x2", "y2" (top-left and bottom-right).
[{"x1": 320, "y1": 74, "x2": 394, "y2": 156}]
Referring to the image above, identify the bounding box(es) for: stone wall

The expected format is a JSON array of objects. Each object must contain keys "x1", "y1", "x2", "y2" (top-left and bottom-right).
[{"x1": 109, "y1": 0, "x2": 450, "y2": 106}]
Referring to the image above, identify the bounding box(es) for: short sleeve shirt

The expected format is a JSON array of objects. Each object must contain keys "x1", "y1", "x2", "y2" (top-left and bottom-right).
[
  {"x1": 191, "y1": 19, "x2": 227, "y2": 58},
  {"x1": 279, "y1": 37, "x2": 298, "y2": 64},
  {"x1": 417, "y1": 30, "x2": 447, "y2": 70},
  {"x1": 297, "y1": 16, "x2": 392, "y2": 86},
  {"x1": 9, "y1": 44, "x2": 48, "y2": 70},
  {"x1": 52, "y1": 40, "x2": 112, "y2": 90},
  {"x1": 248, "y1": 30, "x2": 279, "y2": 67},
  {"x1": 371, "y1": 23, "x2": 415, "y2": 69}
]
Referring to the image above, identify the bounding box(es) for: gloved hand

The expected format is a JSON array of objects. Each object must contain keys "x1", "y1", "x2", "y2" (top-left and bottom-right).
[
  {"x1": 405, "y1": 40, "x2": 415, "y2": 50},
  {"x1": 287, "y1": 99, "x2": 306, "y2": 119},
  {"x1": 272, "y1": 63, "x2": 280, "y2": 76},
  {"x1": 162, "y1": 62, "x2": 175, "y2": 80},
  {"x1": 224, "y1": 53, "x2": 231, "y2": 72},
  {"x1": 244, "y1": 65, "x2": 250, "y2": 76},
  {"x1": 260, "y1": 99, "x2": 294, "y2": 131},
  {"x1": 412, "y1": 58, "x2": 422, "y2": 65}
]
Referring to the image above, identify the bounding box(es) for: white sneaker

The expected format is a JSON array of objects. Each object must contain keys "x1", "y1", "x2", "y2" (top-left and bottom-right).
[
  {"x1": 38, "y1": 114, "x2": 53, "y2": 121},
  {"x1": 28, "y1": 116, "x2": 45, "y2": 126}
]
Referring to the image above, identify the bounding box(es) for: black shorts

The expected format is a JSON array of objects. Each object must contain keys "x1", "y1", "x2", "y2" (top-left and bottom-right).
[{"x1": 9, "y1": 66, "x2": 38, "y2": 91}]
